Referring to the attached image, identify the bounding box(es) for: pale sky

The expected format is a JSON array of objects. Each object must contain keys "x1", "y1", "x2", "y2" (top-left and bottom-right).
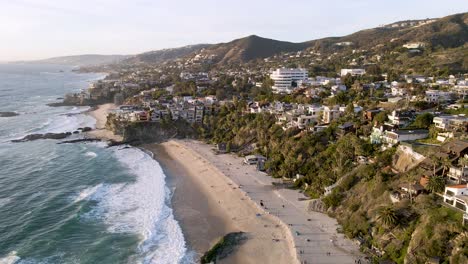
[{"x1": 0, "y1": 0, "x2": 467, "y2": 61}]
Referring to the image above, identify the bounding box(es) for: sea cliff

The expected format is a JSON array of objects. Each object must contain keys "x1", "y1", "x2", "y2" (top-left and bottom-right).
[{"x1": 105, "y1": 114, "x2": 197, "y2": 144}]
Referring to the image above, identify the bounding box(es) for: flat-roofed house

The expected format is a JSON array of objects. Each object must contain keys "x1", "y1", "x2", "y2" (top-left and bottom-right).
[
  {"x1": 382, "y1": 129, "x2": 428, "y2": 145},
  {"x1": 443, "y1": 184, "x2": 468, "y2": 214}
]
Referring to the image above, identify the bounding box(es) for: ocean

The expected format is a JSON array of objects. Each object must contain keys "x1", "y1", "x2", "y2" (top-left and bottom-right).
[{"x1": 0, "y1": 64, "x2": 190, "y2": 264}]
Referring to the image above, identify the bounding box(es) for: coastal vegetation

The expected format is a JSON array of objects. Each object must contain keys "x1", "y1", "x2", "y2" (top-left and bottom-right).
[
  {"x1": 105, "y1": 113, "x2": 196, "y2": 143},
  {"x1": 195, "y1": 101, "x2": 468, "y2": 263}
]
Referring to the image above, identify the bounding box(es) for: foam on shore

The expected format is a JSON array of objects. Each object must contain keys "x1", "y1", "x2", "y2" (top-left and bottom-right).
[{"x1": 80, "y1": 146, "x2": 190, "y2": 264}]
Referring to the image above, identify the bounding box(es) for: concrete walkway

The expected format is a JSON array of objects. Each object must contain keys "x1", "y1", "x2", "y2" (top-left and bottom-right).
[{"x1": 182, "y1": 140, "x2": 367, "y2": 264}]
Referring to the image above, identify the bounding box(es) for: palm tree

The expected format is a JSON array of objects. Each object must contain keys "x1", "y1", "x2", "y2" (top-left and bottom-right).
[
  {"x1": 377, "y1": 206, "x2": 399, "y2": 227},
  {"x1": 440, "y1": 156, "x2": 452, "y2": 177},
  {"x1": 459, "y1": 157, "x2": 468, "y2": 168},
  {"x1": 429, "y1": 154, "x2": 440, "y2": 177},
  {"x1": 426, "y1": 175, "x2": 445, "y2": 193}
]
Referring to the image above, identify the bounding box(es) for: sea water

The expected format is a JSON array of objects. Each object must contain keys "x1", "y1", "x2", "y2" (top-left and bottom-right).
[{"x1": 0, "y1": 64, "x2": 190, "y2": 264}]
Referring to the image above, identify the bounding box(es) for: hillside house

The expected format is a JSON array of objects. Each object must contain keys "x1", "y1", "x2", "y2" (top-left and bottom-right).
[
  {"x1": 443, "y1": 184, "x2": 468, "y2": 214},
  {"x1": 382, "y1": 129, "x2": 428, "y2": 145},
  {"x1": 433, "y1": 115, "x2": 468, "y2": 132},
  {"x1": 387, "y1": 110, "x2": 415, "y2": 128}
]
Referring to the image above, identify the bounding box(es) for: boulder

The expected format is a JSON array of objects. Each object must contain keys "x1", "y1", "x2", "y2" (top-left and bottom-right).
[{"x1": 82, "y1": 127, "x2": 92, "y2": 132}]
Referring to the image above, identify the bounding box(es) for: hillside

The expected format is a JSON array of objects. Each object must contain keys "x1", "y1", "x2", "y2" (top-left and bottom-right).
[
  {"x1": 25, "y1": 54, "x2": 130, "y2": 66},
  {"x1": 196, "y1": 35, "x2": 312, "y2": 64},
  {"x1": 308, "y1": 12, "x2": 467, "y2": 52},
  {"x1": 35, "y1": 12, "x2": 467, "y2": 72},
  {"x1": 123, "y1": 44, "x2": 212, "y2": 64}
]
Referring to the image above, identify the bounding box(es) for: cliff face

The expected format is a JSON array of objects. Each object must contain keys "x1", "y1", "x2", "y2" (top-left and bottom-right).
[
  {"x1": 106, "y1": 115, "x2": 197, "y2": 144},
  {"x1": 392, "y1": 145, "x2": 426, "y2": 173}
]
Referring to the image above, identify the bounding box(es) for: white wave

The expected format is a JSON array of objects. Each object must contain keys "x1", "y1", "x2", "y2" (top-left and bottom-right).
[
  {"x1": 0, "y1": 251, "x2": 20, "y2": 264},
  {"x1": 86, "y1": 141, "x2": 109, "y2": 148},
  {"x1": 84, "y1": 151, "x2": 97, "y2": 158},
  {"x1": 38, "y1": 109, "x2": 95, "y2": 134},
  {"x1": 85, "y1": 147, "x2": 189, "y2": 264},
  {"x1": 74, "y1": 184, "x2": 104, "y2": 203}
]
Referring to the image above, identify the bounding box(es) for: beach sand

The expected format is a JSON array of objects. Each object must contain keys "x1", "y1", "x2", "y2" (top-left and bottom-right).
[
  {"x1": 86, "y1": 103, "x2": 123, "y2": 142},
  {"x1": 145, "y1": 142, "x2": 298, "y2": 264},
  {"x1": 86, "y1": 103, "x2": 364, "y2": 263},
  {"x1": 152, "y1": 140, "x2": 365, "y2": 264}
]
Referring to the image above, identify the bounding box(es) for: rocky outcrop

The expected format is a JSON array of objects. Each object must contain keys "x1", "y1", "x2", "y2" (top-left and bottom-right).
[
  {"x1": 12, "y1": 132, "x2": 72, "y2": 142},
  {"x1": 307, "y1": 199, "x2": 327, "y2": 213},
  {"x1": 57, "y1": 138, "x2": 102, "y2": 144},
  {"x1": 106, "y1": 115, "x2": 197, "y2": 145},
  {"x1": 79, "y1": 127, "x2": 92, "y2": 132},
  {"x1": 0, "y1": 111, "x2": 19, "y2": 117}
]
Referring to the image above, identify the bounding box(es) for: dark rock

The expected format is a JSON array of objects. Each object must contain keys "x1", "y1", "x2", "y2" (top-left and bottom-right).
[
  {"x1": 16, "y1": 134, "x2": 43, "y2": 142},
  {"x1": 58, "y1": 138, "x2": 102, "y2": 144},
  {"x1": 81, "y1": 127, "x2": 92, "y2": 132},
  {"x1": 73, "y1": 131, "x2": 80, "y2": 134},
  {"x1": 12, "y1": 132, "x2": 73, "y2": 142},
  {"x1": 43, "y1": 133, "x2": 69, "y2": 139},
  {"x1": 0, "y1": 111, "x2": 19, "y2": 117}
]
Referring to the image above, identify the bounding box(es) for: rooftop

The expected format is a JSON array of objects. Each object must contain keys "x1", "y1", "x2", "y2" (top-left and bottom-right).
[{"x1": 447, "y1": 184, "x2": 468, "y2": 189}]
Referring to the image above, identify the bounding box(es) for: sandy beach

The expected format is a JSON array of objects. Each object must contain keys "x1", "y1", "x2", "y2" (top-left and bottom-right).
[
  {"x1": 154, "y1": 140, "x2": 366, "y2": 264},
  {"x1": 145, "y1": 142, "x2": 298, "y2": 263},
  {"x1": 86, "y1": 103, "x2": 364, "y2": 263},
  {"x1": 86, "y1": 103, "x2": 123, "y2": 142}
]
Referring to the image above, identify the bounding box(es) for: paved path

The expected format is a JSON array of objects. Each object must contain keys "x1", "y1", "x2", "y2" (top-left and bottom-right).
[{"x1": 182, "y1": 140, "x2": 367, "y2": 264}]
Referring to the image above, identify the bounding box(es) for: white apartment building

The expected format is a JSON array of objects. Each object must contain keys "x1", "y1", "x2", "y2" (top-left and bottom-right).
[
  {"x1": 322, "y1": 106, "x2": 342, "y2": 123},
  {"x1": 270, "y1": 68, "x2": 308, "y2": 94},
  {"x1": 425, "y1": 90, "x2": 453, "y2": 102},
  {"x1": 433, "y1": 115, "x2": 468, "y2": 131},
  {"x1": 340, "y1": 69, "x2": 366, "y2": 77}
]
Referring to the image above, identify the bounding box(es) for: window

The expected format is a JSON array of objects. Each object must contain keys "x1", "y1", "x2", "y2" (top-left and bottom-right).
[
  {"x1": 446, "y1": 190, "x2": 455, "y2": 196},
  {"x1": 455, "y1": 201, "x2": 466, "y2": 211}
]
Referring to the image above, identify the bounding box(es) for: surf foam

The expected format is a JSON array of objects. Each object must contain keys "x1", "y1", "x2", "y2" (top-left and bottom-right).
[
  {"x1": 0, "y1": 251, "x2": 20, "y2": 264},
  {"x1": 83, "y1": 147, "x2": 189, "y2": 264}
]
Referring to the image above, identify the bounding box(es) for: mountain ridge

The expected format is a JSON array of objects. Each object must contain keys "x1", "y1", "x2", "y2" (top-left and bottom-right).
[{"x1": 15, "y1": 12, "x2": 467, "y2": 69}]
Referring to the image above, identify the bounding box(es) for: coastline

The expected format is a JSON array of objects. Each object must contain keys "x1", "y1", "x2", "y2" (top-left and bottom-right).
[
  {"x1": 85, "y1": 103, "x2": 123, "y2": 142},
  {"x1": 144, "y1": 142, "x2": 297, "y2": 263},
  {"x1": 85, "y1": 104, "x2": 296, "y2": 263},
  {"x1": 85, "y1": 103, "x2": 364, "y2": 263}
]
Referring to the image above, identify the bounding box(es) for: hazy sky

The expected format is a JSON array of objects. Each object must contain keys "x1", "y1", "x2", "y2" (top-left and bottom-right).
[{"x1": 0, "y1": 0, "x2": 467, "y2": 61}]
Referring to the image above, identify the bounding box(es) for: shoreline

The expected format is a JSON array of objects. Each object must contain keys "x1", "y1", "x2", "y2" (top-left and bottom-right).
[
  {"x1": 144, "y1": 141, "x2": 298, "y2": 263},
  {"x1": 149, "y1": 140, "x2": 365, "y2": 264},
  {"x1": 85, "y1": 103, "x2": 123, "y2": 142},
  {"x1": 85, "y1": 103, "x2": 364, "y2": 263}
]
